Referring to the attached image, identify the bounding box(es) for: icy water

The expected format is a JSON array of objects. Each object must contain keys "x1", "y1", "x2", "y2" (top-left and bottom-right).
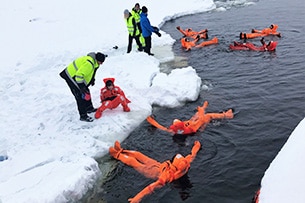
[{"x1": 86, "y1": 0, "x2": 305, "y2": 202}]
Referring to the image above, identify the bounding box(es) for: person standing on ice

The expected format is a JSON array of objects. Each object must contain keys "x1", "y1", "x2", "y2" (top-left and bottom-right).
[
  {"x1": 131, "y1": 3, "x2": 142, "y2": 33},
  {"x1": 109, "y1": 140, "x2": 201, "y2": 203},
  {"x1": 95, "y1": 78, "x2": 130, "y2": 119},
  {"x1": 59, "y1": 52, "x2": 106, "y2": 122},
  {"x1": 124, "y1": 9, "x2": 143, "y2": 53},
  {"x1": 140, "y1": 6, "x2": 161, "y2": 56}
]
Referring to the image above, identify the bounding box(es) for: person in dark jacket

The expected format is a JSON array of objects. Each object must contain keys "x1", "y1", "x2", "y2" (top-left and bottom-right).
[
  {"x1": 140, "y1": 6, "x2": 161, "y2": 56},
  {"x1": 59, "y1": 52, "x2": 106, "y2": 122}
]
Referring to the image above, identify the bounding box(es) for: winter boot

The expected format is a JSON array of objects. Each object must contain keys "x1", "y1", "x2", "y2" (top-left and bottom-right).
[{"x1": 80, "y1": 115, "x2": 94, "y2": 122}]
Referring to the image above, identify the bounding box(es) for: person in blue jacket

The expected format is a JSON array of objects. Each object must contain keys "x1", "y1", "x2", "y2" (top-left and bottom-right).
[{"x1": 140, "y1": 6, "x2": 161, "y2": 56}]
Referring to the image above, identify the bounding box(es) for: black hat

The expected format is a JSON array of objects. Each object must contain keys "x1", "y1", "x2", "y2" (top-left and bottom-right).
[
  {"x1": 96, "y1": 52, "x2": 106, "y2": 63},
  {"x1": 142, "y1": 6, "x2": 148, "y2": 13}
]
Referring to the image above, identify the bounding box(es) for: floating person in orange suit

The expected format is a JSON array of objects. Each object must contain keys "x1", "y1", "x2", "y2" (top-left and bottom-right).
[
  {"x1": 180, "y1": 37, "x2": 199, "y2": 51},
  {"x1": 240, "y1": 24, "x2": 281, "y2": 39},
  {"x1": 180, "y1": 36, "x2": 218, "y2": 51},
  {"x1": 95, "y1": 78, "x2": 130, "y2": 119},
  {"x1": 109, "y1": 140, "x2": 201, "y2": 203},
  {"x1": 230, "y1": 37, "x2": 278, "y2": 51},
  {"x1": 146, "y1": 101, "x2": 234, "y2": 135},
  {"x1": 176, "y1": 26, "x2": 208, "y2": 39}
]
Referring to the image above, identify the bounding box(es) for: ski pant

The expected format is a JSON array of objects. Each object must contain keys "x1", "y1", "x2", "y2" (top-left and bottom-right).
[
  {"x1": 144, "y1": 36, "x2": 152, "y2": 55},
  {"x1": 59, "y1": 69, "x2": 94, "y2": 117},
  {"x1": 127, "y1": 34, "x2": 143, "y2": 53}
]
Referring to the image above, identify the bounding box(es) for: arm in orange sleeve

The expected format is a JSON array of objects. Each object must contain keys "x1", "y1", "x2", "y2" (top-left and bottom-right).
[
  {"x1": 177, "y1": 26, "x2": 188, "y2": 36},
  {"x1": 117, "y1": 86, "x2": 131, "y2": 103},
  {"x1": 186, "y1": 141, "x2": 201, "y2": 163},
  {"x1": 128, "y1": 180, "x2": 164, "y2": 203}
]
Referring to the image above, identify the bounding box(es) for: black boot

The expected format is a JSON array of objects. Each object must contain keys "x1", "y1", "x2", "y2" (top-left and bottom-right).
[{"x1": 80, "y1": 114, "x2": 94, "y2": 122}]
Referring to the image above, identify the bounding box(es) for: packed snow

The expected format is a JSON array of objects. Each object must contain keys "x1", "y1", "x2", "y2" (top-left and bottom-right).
[{"x1": 0, "y1": 0, "x2": 304, "y2": 202}]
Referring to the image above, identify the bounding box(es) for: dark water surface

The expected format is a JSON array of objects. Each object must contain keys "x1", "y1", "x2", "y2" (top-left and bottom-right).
[{"x1": 87, "y1": 0, "x2": 305, "y2": 202}]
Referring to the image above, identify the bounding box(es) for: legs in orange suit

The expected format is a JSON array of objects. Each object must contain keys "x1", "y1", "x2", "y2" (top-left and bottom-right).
[
  {"x1": 195, "y1": 37, "x2": 218, "y2": 48},
  {"x1": 95, "y1": 96, "x2": 130, "y2": 119},
  {"x1": 109, "y1": 141, "x2": 161, "y2": 179}
]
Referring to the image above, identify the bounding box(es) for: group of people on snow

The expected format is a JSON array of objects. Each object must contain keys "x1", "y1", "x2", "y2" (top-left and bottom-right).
[
  {"x1": 124, "y1": 3, "x2": 161, "y2": 56},
  {"x1": 59, "y1": 3, "x2": 164, "y2": 122}
]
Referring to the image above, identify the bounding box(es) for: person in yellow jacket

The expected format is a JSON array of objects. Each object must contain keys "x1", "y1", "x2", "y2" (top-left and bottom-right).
[
  {"x1": 59, "y1": 52, "x2": 106, "y2": 122},
  {"x1": 124, "y1": 9, "x2": 143, "y2": 53},
  {"x1": 131, "y1": 3, "x2": 145, "y2": 47},
  {"x1": 131, "y1": 3, "x2": 142, "y2": 33},
  {"x1": 109, "y1": 140, "x2": 201, "y2": 203}
]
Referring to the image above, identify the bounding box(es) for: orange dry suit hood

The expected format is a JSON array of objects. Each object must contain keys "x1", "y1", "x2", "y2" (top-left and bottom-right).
[
  {"x1": 267, "y1": 41, "x2": 278, "y2": 51},
  {"x1": 103, "y1": 77, "x2": 115, "y2": 85}
]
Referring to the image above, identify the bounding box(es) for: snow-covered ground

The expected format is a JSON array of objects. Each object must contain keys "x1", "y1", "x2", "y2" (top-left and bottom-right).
[{"x1": 0, "y1": 0, "x2": 304, "y2": 202}]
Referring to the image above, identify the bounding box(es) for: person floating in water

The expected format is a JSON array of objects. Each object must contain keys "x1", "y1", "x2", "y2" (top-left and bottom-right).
[
  {"x1": 146, "y1": 101, "x2": 234, "y2": 135},
  {"x1": 240, "y1": 24, "x2": 281, "y2": 39},
  {"x1": 176, "y1": 26, "x2": 208, "y2": 39},
  {"x1": 230, "y1": 37, "x2": 278, "y2": 51},
  {"x1": 109, "y1": 140, "x2": 201, "y2": 203}
]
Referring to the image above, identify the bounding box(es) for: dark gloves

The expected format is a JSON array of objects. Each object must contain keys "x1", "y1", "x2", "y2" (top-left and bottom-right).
[
  {"x1": 176, "y1": 26, "x2": 180, "y2": 30},
  {"x1": 152, "y1": 26, "x2": 159, "y2": 32},
  {"x1": 156, "y1": 32, "x2": 161, "y2": 37}
]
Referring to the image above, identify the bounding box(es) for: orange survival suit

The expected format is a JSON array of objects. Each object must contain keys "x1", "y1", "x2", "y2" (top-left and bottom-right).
[
  {"x1": 109, "y1": 140, "x2": 201, "y2": 203},
  {"x1": 230, "y1": 39, "x2": 278, "y2": 51},
  {"x1": 94, "y1": 78, "x2": 130, "y2": 119},
  {"x1": 240, "y1": 24, "x2": 281, "y2": 39},
  {"x1": 176, "y1": 26, "x2": 208, "y2": 39},
  {"x1": 180, "y1": 37, "x2": 199, "y2": 51},
  {"x1": 169, "y1": 101, "x2": 233, "y2": 134}
]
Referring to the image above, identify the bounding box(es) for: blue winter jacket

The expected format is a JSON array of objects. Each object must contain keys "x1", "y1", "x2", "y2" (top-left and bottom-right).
[{"x1": 140, "y1": 13, "x2": 155, "y2": 37}]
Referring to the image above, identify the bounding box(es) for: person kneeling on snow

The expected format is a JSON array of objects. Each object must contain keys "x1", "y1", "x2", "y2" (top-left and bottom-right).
[{"x1": 95, "y1": 78, "x2": 130, "y2": 119}]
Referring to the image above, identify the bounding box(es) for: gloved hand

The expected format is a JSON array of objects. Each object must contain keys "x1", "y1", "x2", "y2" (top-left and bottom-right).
[
  {"x1": 82, "y1": 92, "x2": 91, "y2": 101},
  {"x1": 78, "y1": 83, "x2": 90, "y2": 100},
  {"x1": 156, "y1": 32, "x2": 161, "y2": 37},
  {"x1": 176, "y1": 26, "x2": 180, "y2": 30},
  {"x1": 152, "y1": 26, "x2": 159, "y2": 32}
]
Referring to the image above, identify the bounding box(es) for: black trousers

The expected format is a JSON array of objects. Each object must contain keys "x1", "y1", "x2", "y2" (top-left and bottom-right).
[
  {"x1": 144, "y1": 36, "x2": 152, "y2": 55},
  {"x1": 127, "y1": 34, "x2": 143, "y2": 53},
  {"x1": 59, "y1": 69, "x2": 94, "y2": 117}
]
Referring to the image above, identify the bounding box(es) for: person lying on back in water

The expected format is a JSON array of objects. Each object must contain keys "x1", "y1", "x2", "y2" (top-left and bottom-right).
[
  {"x1": 176, "y1": 26, "x2": 208, "y2": 39},
  {"x1": 240, "y1": 24, "x2": 281, "y2": 39},
  {"x1": 109, "y1": 140, "x2": 201, "y2": 203},
  {"x1": 230, "y1": 37, "x2": 278, "y2": 51},
  {"x1": 146, "y1": 101, "x2": 234, "y2": 135}
]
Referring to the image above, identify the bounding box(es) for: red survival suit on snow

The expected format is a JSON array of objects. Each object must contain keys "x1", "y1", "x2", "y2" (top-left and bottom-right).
[{"x1": 95, "y1": 78, "x2": 130, "y2": 119}]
